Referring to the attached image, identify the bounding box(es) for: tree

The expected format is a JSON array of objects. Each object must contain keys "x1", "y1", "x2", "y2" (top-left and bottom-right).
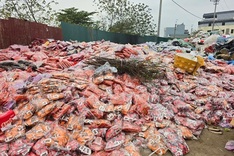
[
  {"x1": 0, "y1": 0, "x2": 58, "y2": 25},
  {"x1": 94, "y1": 0, "x2": 156, "y2": 36},
  {"x1": 57, "y1": 7, "x2": 96, "y2": 27}
]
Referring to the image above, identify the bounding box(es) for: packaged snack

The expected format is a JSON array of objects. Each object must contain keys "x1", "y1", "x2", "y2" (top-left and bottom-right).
[{"x1": 26, "y1": 123, "x2": 51, "y2": 141}]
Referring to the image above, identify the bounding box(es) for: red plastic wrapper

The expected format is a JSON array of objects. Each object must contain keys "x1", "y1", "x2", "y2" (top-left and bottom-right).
[
  {"x1": 67, "y1": 114, "x2": 84, "y2": 131},
  {"x1": 159, "y1": 127, "x2": 189, "y2": 156},
  {"x1": 86, "y1": 94, "x2": 102, "y2": 109},
  {"x1": 110, "y1": 93, "x2": 132, "y2": 105},
  {"x1": 26, "y1": 123, "x2": 51, "y2": 141},
  {"x1": 89, "y1": 136, "x2": 106, "y2": 152},
  {"x1": 92, "y1": 128, "x2": 107, "y2": 138},
  {"x1": 31, "y1": 98, "x2": 50, "y2": 112},
  {"x1": 124, "y1": 142, "x2": 141, "y2": 156},
  {"x1": 47, "y1": 93, "x2": 64, "y2": 101},
  {"x1": 74, "y1": 127, "x2": 95, "y2": 145},
  {"x1": 122, "y1": 121, "x2": 141, "y2": 133},
  {"x1": 5, "y1": 125, "x2": 25, "y2": 142},
  {"x1": 88, "y1": 120, "x2": 112, "y2": 129},
  {"x1": 150, "y1": 104, "x2": 174, "y2": 122},
  {"x1": 45, "y1": 125, "x2": 69, "y2": 148},
  {"x1": 174, "y1": 116, "x2": 205, "y2": 132},
  {"x1": 8, "y1": 138, "x2": 34, "y2": 156},
  {"x1": 0, "y1": 110, "x2": 15, "y2": 130},
  {"x1": 91, "y1": 151, "x2": 110, "y2": 156},
  {"x1": 105, "y1": 119, "x2": 122, "y2": 141},
  {"x1": 36, "y1": 103, "x2": 56, "y2": 118},
  {"x1": 91, "y1": 109, "x2": 104, "y2": 119},
  {"x1": 53, "y1": 104, "x2": 71, "y2": 120},
  {"x1": 177, "y1": 125, "x2": 194, "y2": 139},
  {"x1": 66, "y1": 139, "x2": 80, "y2": 151},
  {"x1": 105, "y1": 133, "x2": 125, "y2": 152},
  {"x1": 133, "y1": 94, "x2": 150, "y2": 116},
  {"x1": 143, "y1": 125, "x2": 168, "y2": 155},
  {"x1": 32, "y1": 138, "x2": 48, "y2": 156},
  {"x1": 173, "y1": 99, "x2": 193, "y2": 111},
  {"x1": 0, "y1": 143, "x2": 9, "y2": 154},
  {"x1": 24, "y1": 115, "x2": 45, "y2": 127}
]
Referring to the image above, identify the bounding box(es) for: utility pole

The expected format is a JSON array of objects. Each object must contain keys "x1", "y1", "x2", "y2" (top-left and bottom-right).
[
  {"x1": 210, "y1": 0, "x2": 220, "y2": 31},
  {"x1": 173, "y1": 19, "x2": 178, "y2": 38},
  {"x1": 157, "y1": 0, "x2": 163, "y2": 36}
]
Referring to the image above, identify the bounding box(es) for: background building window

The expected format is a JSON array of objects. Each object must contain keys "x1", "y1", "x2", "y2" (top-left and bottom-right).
[
  {"x1": 222, "y1": 22, "x2": 225, "y2": 26},
  {"x1": 231, "y1": 29, "x2": 234, "y2": 34},
  {"x1": 208, "y1": 23, "x2": 211, "y2": 26}
]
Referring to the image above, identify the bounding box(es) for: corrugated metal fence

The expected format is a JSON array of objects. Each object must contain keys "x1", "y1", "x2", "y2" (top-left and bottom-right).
[
  {"x1": 0, "y1": 19, "x2": 172, "y2": 49},
  {"x1": 0, "y1": 18, "x2": 62, "y2": 49},
  {"x1": 61, "y1": 22, "x2": 172, "y2": 44}
]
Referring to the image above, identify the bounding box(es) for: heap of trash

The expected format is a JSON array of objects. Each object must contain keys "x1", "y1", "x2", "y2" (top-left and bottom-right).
[{"x1": 0, "y1": 38, "x2": 233, "y2": 156}]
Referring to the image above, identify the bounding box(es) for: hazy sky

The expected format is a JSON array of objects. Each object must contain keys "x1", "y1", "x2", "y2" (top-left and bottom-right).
[{"x1": 53, "y1": 0, "x2": 234, "y2": 36}]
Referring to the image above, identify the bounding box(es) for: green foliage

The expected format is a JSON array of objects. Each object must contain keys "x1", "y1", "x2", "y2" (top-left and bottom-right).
[
  {"x1": 94, "y1": 0, "x2": 156, "y2": 36},
  {"x1": 57, "y1": 7, "x2": 96, "y2": 27},
  {"x1": 0, "y1": 0, "x2": 58, "y2": 25}
]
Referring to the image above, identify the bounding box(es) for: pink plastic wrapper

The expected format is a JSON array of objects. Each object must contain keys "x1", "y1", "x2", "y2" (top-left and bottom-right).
[
  {"x1": 8, "y1": 139, "x2": 34, "y2": 156},
  {"x1": 89, "y1": 137, "x2": 106, "y2": 152},
  {"x1": 225, "y1": 140, "x2": 234, "y2": 151},
  {"x1": 174, "y1": 116, "x2": 205, "y2": 132},
  {"x1": 159, "y1": 127, "x2": 189, "y2": 156},
  {"x1": 122, "y1": 121, "x2": 141, "y2": 133},
  {"x1": 105, "y1": 133, "x2": 125, "y2": 152},
  {"x1": 32, "y1": 138, "x2": 48, "y2": 156},
  {"x1": 150, "y1": 104, "x2": 174, "y2": 122},
  {"x1": 0, "y1": 143, "x2": 8, "y2": 154},
  {"x1": 105, "y1": 119, "x2": 122, "y2": 141}
]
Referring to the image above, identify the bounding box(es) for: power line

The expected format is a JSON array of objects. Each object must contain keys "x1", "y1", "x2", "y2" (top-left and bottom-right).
[
  {"x1": 171, "y1": 0, "x2": 202, "y2": 20},
  {"x1": 171, "y1": 0, "x2": 221, "y2": 30},
  {"x1": 224, "y1": 0, "x2": 230, "y2": 10}
]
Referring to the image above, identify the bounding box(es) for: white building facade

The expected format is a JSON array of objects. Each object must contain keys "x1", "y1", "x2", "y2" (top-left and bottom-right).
[{"x1": 198, "y1": 10, "x2": 234, "y2": 35}]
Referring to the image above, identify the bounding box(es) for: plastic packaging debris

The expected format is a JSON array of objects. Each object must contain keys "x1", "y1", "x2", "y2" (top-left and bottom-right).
[
  {"x1": 0, "y1": 38, "x2": 233, "y2": 156},
  {"x1": 159, "y1": 127, "x2": 189, "y2": 156},
  {"x1": 225, "y1": 140, "x2": 234, "y2": 151}
]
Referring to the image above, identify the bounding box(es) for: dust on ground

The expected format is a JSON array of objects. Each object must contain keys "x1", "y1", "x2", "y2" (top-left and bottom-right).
[{"x1": 141, "y1": 128, "x2": 234, "y2": 156}]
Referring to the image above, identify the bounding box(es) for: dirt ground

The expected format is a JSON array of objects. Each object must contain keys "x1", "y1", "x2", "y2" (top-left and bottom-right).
[{"x1": 141, "y1": 128, "x2": 234, "y2": 156}]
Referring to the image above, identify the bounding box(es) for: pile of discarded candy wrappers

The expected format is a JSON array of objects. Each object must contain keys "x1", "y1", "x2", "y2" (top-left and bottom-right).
[{"x1": 0, "y1": 37, "x2": 234, "y2": 156}]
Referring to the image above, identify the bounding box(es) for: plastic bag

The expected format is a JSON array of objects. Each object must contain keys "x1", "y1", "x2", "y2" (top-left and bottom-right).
[
  {"x1": 44, "y1": 125, "x2": 69, "y2": 148},
  {"x1": 124, "y1": 142, "x2": 141, "y2": 156},
  {"x1": 159, "y1": 127, "x2": 189, "y2": 156},
  {"x1": 141, "y1": 124, "x2": 168, "y2": 155},
  {"x1": 32, "y1": 138, "x2": 48, "y2": 156},
  {"x1": 67, "y1": 114, "x2": 84, "y2": 131},
  {"x1": 122, "y1": 121, "x2": 141, "y2": 133},
  {"x1": 105, "y1": 133, "x2": 125, "y2": 152},
  {"x1": 8, "y1": 139, "x2": 34, "y2": 156},
  {"x1": 106, "y1": 119, "x2": 122, "y2": 141},
  {"x1": 94, "y1": 62, "x2": 117, "y2": 77},
  {"x1": 174, "y1": 116, "x2": 205, "y2": 132},
  {"x1": 26, "y1": 123, "x2": 51, "y2": 141},
  {"x1": 75, "y1": 127, "x2": 94, "y2": 145},
  {"x1": 133, "y1": 94, "x2": 150, "y2": 116},
  {"x1": 89, "y1": 136, "x2": 106, "y2": 152},
  {"x1": 5, "y1": 125, "x2": 25, "y2": 142},
  {"x1": 225, "y1": 140, "x2": 234, "y2": 151}
]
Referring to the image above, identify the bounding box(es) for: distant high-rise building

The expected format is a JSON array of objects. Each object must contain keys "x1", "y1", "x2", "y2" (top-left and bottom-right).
[
  {"x1": 164, "y1": 23, "x2": 189, "y2": 38},
  {"x1": 198, "y1": 10, "x2": 234, "y2": 35}
]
